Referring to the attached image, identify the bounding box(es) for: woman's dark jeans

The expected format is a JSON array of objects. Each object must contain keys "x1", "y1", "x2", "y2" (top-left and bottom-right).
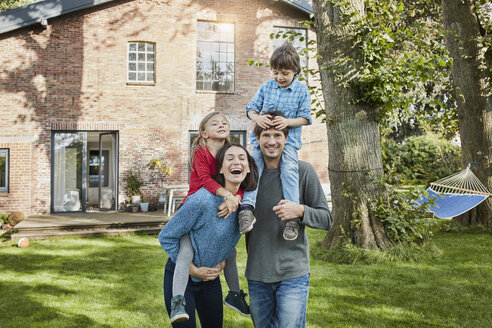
[{"x1": 164, "y1": 258, "x2": 223, "y2": 328}]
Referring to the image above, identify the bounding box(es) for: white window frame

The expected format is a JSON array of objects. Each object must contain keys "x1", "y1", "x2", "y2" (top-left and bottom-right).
[
  {"x1": 127, "y1": 42, "x2": 155, "y2": 83},
  {"x1": 0, "y1": 149, "x2": 9, "y2": 193},
  {"x1": 196, "y1": 21, "x2": 235, "y2": 92},
  {"x1": 272, "y1": 27, "x2": 308, "y2": 82}
]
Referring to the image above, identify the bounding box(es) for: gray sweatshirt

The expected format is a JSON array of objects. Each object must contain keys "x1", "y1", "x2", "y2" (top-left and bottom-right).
[{"x1": 245, "y1": 160, "x2": 333, "y2": 283}]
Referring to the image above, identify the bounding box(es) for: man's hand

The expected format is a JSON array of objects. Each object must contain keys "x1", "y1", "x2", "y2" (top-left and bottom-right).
[
  {"x1": 253, "y1": 114, "x2": 273, "y2": 129},
  {"x1": 217, "y1": 195, "x2": 241, "y2": 218},
  {"x1": 273, "y1": 200, "x2": 304, "y2": 221},
  {"x1": 190, "y1": 262, "x2": 223, "y2": 281}
]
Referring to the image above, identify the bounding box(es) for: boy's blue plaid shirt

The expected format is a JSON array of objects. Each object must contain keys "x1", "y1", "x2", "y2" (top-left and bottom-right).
[{"x1": 246, "y1": 77, "x2": 312, "y2": 150}]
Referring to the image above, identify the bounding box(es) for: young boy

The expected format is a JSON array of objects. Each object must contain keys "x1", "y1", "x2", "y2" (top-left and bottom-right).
[{"x1": 239, "y1": 42, "x2": 312, "y2": 241}]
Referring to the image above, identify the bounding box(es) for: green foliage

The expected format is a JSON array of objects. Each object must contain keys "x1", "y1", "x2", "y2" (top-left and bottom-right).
[
  {"x1": 0, "y1": 0, "x2": 39, "y2": 11},
  {"x1": 382, "y1": 133, "x2": 461, "y2": 185},
  {"x1": 327, "y1": 0, "x2": 457, "y2": 137},
  {"x1": 371, "y1": 180, "x2": 438, "y2": 244},
  {"x1": 149, "y1": 158, "x2": 173, "y2": 176},
  {"x1": 474, "y1": 1, "x2": 492, "y2": 73},
  {"x1": 0, "y1": 212, "x2": 10, "y2": 224},
  {"x1": 126, "y1": 170, "x2": 143, "y2": 196},
  {"x1": 341, "y1": 175, "x2": 438, "y2": 245}
]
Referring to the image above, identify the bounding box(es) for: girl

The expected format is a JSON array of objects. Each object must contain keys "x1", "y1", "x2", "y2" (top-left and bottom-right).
[{"x1": 167, "y1": 112, "x2": 250, "y2": 324}]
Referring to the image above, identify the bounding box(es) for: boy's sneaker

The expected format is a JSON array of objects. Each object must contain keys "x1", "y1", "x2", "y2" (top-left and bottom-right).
[
  {"x1": 238, "y1": 210, "x2": 256, "y2": 234},
  {"x1": 283, "y1": 225, "x2": 298, "y2": 241},
  {"x1": 224, "y1": 290, "x2": 251, "y2": 317},
  {"x1": 170, "y1": 295, "x2": 189, "y2": 323}
]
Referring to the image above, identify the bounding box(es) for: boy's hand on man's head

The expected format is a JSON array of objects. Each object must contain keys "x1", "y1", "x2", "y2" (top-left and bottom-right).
[
  {"x1": 253, "y1": 114, "x2": 273, "y2": 129},
  {"x1": 272, "y1": 116, "x2": 288, "y2": 130}
]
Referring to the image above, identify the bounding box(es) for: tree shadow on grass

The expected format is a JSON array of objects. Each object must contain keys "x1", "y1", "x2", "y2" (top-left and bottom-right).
[{"x1": 0, "y1": 281, "x2": 110, "y2": 328}]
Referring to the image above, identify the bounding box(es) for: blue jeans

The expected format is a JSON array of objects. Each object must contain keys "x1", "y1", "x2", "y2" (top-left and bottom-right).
[
  {"x1": 164, "y1": 259, "x2": 223, "y2": 328},
  {"x1": 242, "y1": 144, "x2": 299, "y2": 208},
  {"x1": 248, "y1": 274, "x2": 310, "y2": 328}
]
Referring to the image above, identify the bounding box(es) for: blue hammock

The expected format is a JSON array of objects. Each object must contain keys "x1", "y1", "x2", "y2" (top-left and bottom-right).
[
  {"x1": 414, "y1": 166, "x2": 490, "y2": 219},
  {"x1": 414, "y1": 188, "x2": 489, "y2": 219}
]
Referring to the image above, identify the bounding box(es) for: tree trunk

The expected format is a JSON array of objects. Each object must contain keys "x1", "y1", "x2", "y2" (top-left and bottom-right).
[
  {"x1": 442, "y1": 0, "x2": 492, "y2": 228},
  {"x1": 313, "y1": 0, "x2": 391, "y2": 250}
]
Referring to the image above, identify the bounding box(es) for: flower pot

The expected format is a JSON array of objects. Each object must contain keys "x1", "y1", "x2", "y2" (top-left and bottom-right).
[
  {"x1": 131, "y1": 195, "x2": 141, "y2": 204},
  {"x1": 140, "y1": 202, "x2": 149, "y2": 212},
  {"x1": 131, "y1": 205, "x2": 139, "y2": 213}
]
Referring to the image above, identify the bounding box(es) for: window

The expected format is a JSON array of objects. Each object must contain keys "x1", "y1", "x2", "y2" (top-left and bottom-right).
[
  {"x1": 0, "y1": 149, "x2": 9, "y2": 193},
  {"x1": 128, "y1": 42, "x2": 155, "y2": 83},
  {"x1": 273, "y1": 27, "x2": 308, "y2": 81},
  {"x1": 196, "y1": 21, "x2": 235, "y2": 92}
]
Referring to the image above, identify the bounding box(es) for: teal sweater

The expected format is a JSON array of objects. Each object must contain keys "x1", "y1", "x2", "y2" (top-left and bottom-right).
[{"x1": 158, "y1": 188, "x2": 240, "y2": 282}]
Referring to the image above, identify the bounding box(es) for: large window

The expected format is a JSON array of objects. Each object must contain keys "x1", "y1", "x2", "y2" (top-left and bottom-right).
[
  {"x1": 127, "y1": 42, "x2": 155, "y2": 83},
  {"x1": 0, "y1": 149, "x2": 9, "y2": 193},
  {"x1": 273, "y1": 27, "x2": 308, "y2": 81},
  {"x1": 196, "y1": 21, "x2": 235, "y2": 92}
]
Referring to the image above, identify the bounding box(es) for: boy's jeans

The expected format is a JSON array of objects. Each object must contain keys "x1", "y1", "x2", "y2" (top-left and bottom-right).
[
  {"x1": 242, "y1": 144, "x2": 299, "y2": 208},
  {"x1": 247, "y1": 274, "x2": 310, "y2": 328}
]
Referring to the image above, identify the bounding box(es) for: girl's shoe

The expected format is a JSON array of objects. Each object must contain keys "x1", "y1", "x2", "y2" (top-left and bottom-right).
[
  {"x1": 170, "y1": 295, "x2": 189, "y2": 323},
  {"x1": 224, "y1": 290, "x2": 251, "y2": 316}
]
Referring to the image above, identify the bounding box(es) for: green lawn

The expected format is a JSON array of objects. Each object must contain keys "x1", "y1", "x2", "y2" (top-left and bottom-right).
[{"x1": 0, "y1": 229, "x2": 491, "y2": 328}]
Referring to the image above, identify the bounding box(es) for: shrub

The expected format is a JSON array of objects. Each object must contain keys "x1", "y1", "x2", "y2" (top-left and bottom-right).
[
  {"x1": 126, "y1": 170, "x2": 143, "y2": 196},
  {"x1": 382, "y1": 133, "x2": 461, "y2": 185}
]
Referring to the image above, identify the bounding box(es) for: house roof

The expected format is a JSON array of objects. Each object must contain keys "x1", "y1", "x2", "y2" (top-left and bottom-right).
[{"x1": 0, "y1": 0, "x2": 313, "y2": 35}]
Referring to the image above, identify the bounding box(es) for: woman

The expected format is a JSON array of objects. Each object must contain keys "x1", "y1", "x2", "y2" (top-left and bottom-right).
[{"x1": 159, "y1": 143, "x2": 258, "y2": 328}]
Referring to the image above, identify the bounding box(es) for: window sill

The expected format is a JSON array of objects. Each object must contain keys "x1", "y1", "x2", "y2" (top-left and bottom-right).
[
  {"x1": 0, "y1": 193, "x2": 9, "y2": 197},
  {"x1": 196, "y1": 90, "x2": 236, "y2": 95},
  {"x1": 126, "y1": 82, "x2": 156, "y2": 86}
]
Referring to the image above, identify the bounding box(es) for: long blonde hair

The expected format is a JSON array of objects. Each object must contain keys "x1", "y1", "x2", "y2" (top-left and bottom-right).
[{"x1": 190, "y1": 111, "x2": 231, "y2": 169}]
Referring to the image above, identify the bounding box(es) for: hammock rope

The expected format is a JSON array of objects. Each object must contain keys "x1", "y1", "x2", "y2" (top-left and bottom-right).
[{"x1": 429, "y1": 164, "x2": 492, "y2": 197}]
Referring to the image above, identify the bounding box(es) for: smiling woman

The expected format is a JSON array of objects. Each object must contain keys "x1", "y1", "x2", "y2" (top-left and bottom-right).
[{"x1": 158, "y1": 144, "x2": 258, "y2": 327}]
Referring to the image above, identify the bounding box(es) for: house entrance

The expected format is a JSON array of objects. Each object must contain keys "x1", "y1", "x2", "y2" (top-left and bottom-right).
[{"x1": 51, "y1": 131, "x2": 119, "y2": 213}]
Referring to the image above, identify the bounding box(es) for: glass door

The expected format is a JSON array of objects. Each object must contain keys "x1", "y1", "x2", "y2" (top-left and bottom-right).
[
  {"x1": 92, "y1": 133, "x2": 117, "y2": 210},
  {"x1": 52, "y1": 132, "x2": 86, "y2": 213}
]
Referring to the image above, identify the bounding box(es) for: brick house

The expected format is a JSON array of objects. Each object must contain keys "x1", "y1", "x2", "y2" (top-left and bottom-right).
[{"x1": 0, "y1": 0, "x2": 328, "y2": 216}]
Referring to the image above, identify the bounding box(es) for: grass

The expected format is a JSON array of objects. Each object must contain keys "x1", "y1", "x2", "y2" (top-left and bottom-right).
[{"x1": 0, "y1": 229, "x2": 491, "y2": 328}]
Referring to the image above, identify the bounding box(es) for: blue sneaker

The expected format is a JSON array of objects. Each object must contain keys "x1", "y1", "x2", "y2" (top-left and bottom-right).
[
  {"x1": 224, "y1": 290, "x2": 251, "y2": 316},
  {"x1": 170, "y1": 295, "x2": 189, "y2": 323}
]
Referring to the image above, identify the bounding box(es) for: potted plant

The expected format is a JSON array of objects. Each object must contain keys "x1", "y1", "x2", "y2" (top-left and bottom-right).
[
  {"x1": 140, "y1": 194, "x2": 149, "y2": 212},
  {"x1": 126, "y1": 170, "x2": 143, "y2": 204}
]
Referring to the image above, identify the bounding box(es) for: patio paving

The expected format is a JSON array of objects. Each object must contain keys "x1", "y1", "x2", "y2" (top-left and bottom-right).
[{"x1": 9, "y1": 210, "x2": 171, "y2": 241}]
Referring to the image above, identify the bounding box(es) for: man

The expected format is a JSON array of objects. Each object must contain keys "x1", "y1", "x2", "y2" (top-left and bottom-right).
[{"x1": 245, "y1": 111, "x2": 333, "y2": 327}]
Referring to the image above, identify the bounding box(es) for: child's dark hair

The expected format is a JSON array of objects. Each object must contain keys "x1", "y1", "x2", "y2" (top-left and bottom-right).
[
  {"x1": 270, "y1": 42, "x2": 301, "y2": 75},
  {"x1": 213, "y1": 143, "x2": 259, "y2": 192},
  {"x1": 189, "y1": 111, "x2": 230, "y2": 170},
  {"x1": 253, "y1": 111, "x2": 289, "y2": 139}
]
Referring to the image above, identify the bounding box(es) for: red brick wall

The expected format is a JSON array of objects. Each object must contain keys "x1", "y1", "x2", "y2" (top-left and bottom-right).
[
  {"x1": 0, "y1": 142, "x2": 32, "y2": 215},
  {"x1": 0, "y1": 0, "x2": 328, "y2": 215}
]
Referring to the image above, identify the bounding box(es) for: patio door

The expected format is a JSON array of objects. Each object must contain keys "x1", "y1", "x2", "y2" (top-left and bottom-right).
[
  {"x1": 52, "y1": 132, "x2": 86, "y2": 212},
  {"x1": 51, "y1": 131, "x2": 118, "y2": 213},
  {"x1": 88, "y1": 133, "x2": 118, "y2": 211}
]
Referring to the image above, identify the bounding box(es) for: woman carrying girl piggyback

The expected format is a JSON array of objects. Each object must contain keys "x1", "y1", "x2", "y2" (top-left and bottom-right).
[{"x1": 161, "y1": 112, "x2": 253, "y2": 325}]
